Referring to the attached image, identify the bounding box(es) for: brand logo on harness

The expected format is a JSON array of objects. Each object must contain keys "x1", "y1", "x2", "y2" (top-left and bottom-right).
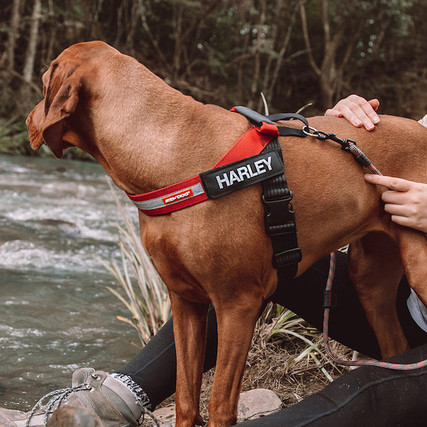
[
  {"x1": 162, "y1": 189, "x2": 193, "y2": 205},
  {"x1": 215, "y1": 156, "x2": 273, "y2": 189},
  {"x1": 200, "y1": 151, "x2": 284, "y2": 199}
]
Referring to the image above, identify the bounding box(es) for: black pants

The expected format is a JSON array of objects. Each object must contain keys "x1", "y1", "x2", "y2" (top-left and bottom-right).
[{"x1": 118, "y1": 253, "x2": 427, "y2": 425}]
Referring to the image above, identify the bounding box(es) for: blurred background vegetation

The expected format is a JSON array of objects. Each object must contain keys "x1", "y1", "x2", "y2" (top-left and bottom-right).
[{"x1": 1, "y1": 0, "x2": 426, "y2": 156}]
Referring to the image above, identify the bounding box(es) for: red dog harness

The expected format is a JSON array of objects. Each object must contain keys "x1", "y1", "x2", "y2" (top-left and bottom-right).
[
  {"x1": 127, "y1": 106, "x2": 308, "y2": 278},
  {"x1": 127, "y1": 118, "x2": 281, "y2": 215}
]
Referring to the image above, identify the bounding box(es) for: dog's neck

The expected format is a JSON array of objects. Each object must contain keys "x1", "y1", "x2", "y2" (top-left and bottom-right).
[{"x1": 83, "y1": 66, "x2": 249, "y2": 195}]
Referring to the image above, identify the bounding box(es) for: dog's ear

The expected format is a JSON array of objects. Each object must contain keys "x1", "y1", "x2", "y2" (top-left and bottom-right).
[{"x1": 28, "y1": 62, "x2": 81, "y2": 158}]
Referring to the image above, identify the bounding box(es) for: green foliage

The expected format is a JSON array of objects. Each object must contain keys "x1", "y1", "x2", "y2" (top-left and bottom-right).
[
  {"x1": 256, "y1": 302, "x2": 341, "y2": 381},
  {"x1": 0, "y1": 0, "x2": 425, "y2": 157},
  {"x1": 0, "y1": 117, "x2": 33, "y2": 155}
]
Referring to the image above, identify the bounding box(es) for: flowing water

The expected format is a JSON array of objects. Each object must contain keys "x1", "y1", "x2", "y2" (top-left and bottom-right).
[{"x1": 0, "y1": 154, "x2": 141, "y2": 410}]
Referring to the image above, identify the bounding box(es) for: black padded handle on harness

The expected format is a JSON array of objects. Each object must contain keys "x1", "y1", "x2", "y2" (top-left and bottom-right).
[
  {"x1": 234, "y1": 106, "x2": 308, "y2": 138},
  {"x1": 267, "y1": 112, "x2": 309, "y2": 127},
  {"x1": 267, "y1": 113, "x2": 309, "y2": 138},
  {"x1": 234, "y1": 106, "x2": 276, "y2": 126}
]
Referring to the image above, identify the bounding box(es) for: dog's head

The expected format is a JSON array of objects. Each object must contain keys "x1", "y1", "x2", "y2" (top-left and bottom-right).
[{"x1": 26, "y1": 41, "x2": 116, "y2": 158}]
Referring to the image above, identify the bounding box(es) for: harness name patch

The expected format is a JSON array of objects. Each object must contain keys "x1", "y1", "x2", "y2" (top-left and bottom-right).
[{"x1": 200, "y1": 151, "x2": 284, "y2": 199}]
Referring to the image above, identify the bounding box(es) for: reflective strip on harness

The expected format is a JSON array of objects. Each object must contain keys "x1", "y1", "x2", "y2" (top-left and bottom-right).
[{"x1": 127, "y1": 176, "x2": 208, "y2": 215}]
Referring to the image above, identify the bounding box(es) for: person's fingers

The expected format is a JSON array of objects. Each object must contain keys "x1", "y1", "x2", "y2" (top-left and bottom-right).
[
  {"x1": 363, "y1": 99, "x2": 380, "y2": 126},
  {"x1": 381, "y1": 190, "x2": 410, "y2": 205},
  {"x1": 368, "y1": 98, "x2": 380, "y2": 111},
  {"x1": 329, "y1": 104, "x2": 364, "y2": 127},
  {"x1": 388, "y1": 215, "x2": 416, "y2": 229},
  {"x1": 325, "y1": 95, "x2": 379, "y2": 131},
  {"x1": 324, "y1": 108, "x2": 343, "y2": 118},
  {"x1": 383, "y1": 202, "x2": 411, "y2": 216},
  {"x1": 364, "y1": 174, "x2": 413, "y2": 192}
]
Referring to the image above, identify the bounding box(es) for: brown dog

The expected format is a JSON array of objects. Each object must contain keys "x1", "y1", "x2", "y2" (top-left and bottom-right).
[{"x1": 27, "y1": 41, "x2": 427, "y2": 427}]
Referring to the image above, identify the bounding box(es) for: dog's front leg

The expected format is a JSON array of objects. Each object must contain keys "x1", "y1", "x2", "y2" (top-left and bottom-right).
[
  {"x1": 169, "y1": 291, "x2": 208, "y2": 427},
  {"x1": 208, "y1": 298, "x2": 263, "y2": 427}
]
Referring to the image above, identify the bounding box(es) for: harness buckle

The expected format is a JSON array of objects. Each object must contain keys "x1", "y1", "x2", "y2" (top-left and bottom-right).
[
  {"x1": 262, "y1": 193, "x2": 294, "y2": 236},
  {"x1": 262, "y1": 193, "x2": 302, "y2": 269}
]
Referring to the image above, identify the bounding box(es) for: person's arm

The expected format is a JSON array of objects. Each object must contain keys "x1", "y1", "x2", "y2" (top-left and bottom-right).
[
  {"x1": 325, "y1": 94, "x2": 380, "y2": 131},
  {"x1": 364, "y1": 175, "x2": 427, "y2": 234}
]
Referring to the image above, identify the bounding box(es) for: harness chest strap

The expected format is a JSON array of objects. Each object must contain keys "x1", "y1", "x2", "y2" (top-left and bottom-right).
[{"x1": 127, "y1": 124, "x2": 280, "y2": 215}]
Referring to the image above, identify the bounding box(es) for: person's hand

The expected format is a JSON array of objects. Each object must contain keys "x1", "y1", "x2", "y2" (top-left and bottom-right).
[
  {"x1": 325, "y1": 95, "x2": 380, "y2": 131},
  {"x1": 364, "y1": 174, "x2": 427, "y2": 233}
]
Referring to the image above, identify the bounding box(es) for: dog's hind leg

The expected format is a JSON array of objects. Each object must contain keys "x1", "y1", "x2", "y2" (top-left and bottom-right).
[
  {"x1": 396, "y1": 230, "x2": 427, "y2": 306},
  {"x1": 169, "y1": 291, "x2": 208, "y2": 427},
  {"x1": 348, "y1": 232, "x2": 409, "y2": 358},
  {"x1": 207, "y1": 296, "x2": 264, "y2": 427}
]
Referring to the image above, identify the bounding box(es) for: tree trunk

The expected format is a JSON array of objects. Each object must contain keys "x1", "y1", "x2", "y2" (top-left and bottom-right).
[
  {"x1": 264, "y1": 1, "x2": 299, "y2": 111},
  {"x1": 249, "y1": 0, "x2": 267, "y2": 109},
  {"x1": 23, "y1": 0, "x2": 42, "y2": 84},
  {"x1": 300, "y1": 0, "x2": 343, "y2": 109},
  {"x1": 46, "y1": 0, "x2": 56, "y2": 63},
  {"x1": 7, "y1": 0, "x2": 22, "y2": 72}
]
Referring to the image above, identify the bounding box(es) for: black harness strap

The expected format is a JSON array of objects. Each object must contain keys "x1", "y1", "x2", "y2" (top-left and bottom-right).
[
  {"x1": 261, "y1": 138, "x2": 301, "y2": 279},
  {"x1": 234, "y1": 106, "x2": 306, "y2": 279}
]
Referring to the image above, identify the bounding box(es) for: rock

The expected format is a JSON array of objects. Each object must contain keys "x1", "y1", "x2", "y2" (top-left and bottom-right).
[
  {"x1": 0, "y1": 407, "x2": 27, "y2": 427},
  {"x1": 237, "y1": 388, "x2": 282, "y2": 422},
  {"x1": 47, "y1": 406, "x2": 102, "y2": 427},
  {"x1": 152, "y1": 389, "x2": 282, "y2": 426},
  {"x1": 152, "y1": 404, "x2": 176, "y2": 425}
]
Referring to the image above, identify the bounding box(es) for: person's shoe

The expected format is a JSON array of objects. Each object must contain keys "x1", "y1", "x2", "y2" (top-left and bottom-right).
[{"x1": 0, "y1": 368, "x2": 154, "y2": 426}]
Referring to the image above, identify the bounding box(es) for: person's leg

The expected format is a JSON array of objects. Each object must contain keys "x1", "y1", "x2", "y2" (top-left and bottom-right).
[
  {"x1": 238, "y1": 343, "x2": 427, "y2": 426},
  {"x1": 7, "y1": 252, "x2": 422, "y2": 425},
  {"x1": 117, "y1": 305, "x2": 219, "y2": 409}
]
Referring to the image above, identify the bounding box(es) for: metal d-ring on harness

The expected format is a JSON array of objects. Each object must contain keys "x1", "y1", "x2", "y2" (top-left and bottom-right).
[{"x1": 303, "y1": 125, "x2": 427, "y2": 370}]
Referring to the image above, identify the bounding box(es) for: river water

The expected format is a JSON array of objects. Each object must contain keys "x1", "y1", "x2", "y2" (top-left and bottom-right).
[{"x1": 0, "y1": 154, "x2": 142, "y2": 410}]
